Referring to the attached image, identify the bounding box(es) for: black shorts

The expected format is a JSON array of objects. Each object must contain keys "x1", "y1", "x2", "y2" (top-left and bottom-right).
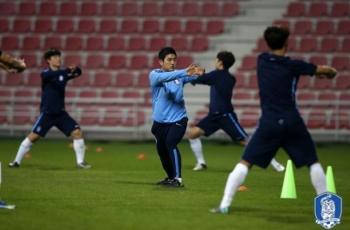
[
  {"x1": 242, "y1": 114, "x2": 318, "y2": 168},
  {"x1": 197, "y1": 112, "x2": 248, "y2": 142},
  {"x1": 32, "y1": 111, "x2": 80, "y2": 137}
]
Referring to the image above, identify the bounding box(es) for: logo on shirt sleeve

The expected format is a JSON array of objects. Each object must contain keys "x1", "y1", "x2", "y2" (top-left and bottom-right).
[{"x1": 59, "y1": 75, "x2": 64, "y2": 81}]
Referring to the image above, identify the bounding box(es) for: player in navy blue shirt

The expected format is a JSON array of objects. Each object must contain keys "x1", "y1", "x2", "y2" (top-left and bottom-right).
[
  {"x1": 150, "y1": 47, "x2": 203, "y2": 187},
  {"x1": 9, "y1": 48, "x2": 91, "y2": 169},
  {"x1": 188, "y1": 51, "x2": 284, "y2": 172},
  {"x1": 212, "y1": 26, "x2": 337, "y2": 214}
]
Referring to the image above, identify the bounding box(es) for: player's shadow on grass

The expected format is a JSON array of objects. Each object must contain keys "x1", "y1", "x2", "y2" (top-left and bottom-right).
[
  {"x1": 234, "y1": 206, "x2": 309, "y2": 223},
  {"x1": 113, "y1": 179, "x2": 156, "y2": 186}
]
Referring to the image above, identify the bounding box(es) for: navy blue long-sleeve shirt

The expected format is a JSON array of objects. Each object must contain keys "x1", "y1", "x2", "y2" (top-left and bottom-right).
[
  {"x1": 257, "y1": 52, "x2": 317, "y2": 114},
  {"x1": 192, "y1": 69, "x2": 235, "y2": 114},
  {"x1": 40, "y1": 67, "x2": 82, "y2": 114}
]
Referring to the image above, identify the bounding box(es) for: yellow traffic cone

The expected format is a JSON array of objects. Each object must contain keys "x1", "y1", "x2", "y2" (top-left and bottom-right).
[
  {"x1": 326, "y1": 166, "x2": 337, "y2": 194},
  {"x1": 280, "y1": 160, "x2": 297, "y2": 199}
]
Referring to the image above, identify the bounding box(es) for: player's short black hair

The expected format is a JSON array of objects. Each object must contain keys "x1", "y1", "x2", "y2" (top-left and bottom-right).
[
  {"x1": 44, "y1": 48, "x2": 61, "y2": 60},
  {"x1": 158, "y1": 47, "x2": 177, "y2": 60},
  {"x1": 216, "y1": 51, "x2": 235, "y2": 69},
  {"x1": 264, "y1": 26, "x2": 290, "y2": 50}
]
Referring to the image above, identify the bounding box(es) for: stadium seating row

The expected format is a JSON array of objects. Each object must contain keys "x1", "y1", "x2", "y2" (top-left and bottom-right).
[
  {"x1": 0, "y1": 18, "x2": 225, "y2": 35},
  {"x1": 0, "y1": 1, "x2": 239, "y2": 17},
  {"x1": 1, "y1": 35, "x2": 209, "y2": 52},
  {"x1": 286, "y1": 2, "x2": 349, "y2": 17}
]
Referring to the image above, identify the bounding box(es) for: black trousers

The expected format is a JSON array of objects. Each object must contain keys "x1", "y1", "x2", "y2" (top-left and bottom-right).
[{"x1": 151, "y1": 117, "x2": 188, "y2": 179}]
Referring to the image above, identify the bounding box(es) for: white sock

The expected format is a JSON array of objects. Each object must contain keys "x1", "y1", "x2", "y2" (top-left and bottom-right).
[
  {"x1": 270, "y1": 158, "x2": 282, "y2": 169},
  {"x1": 73, "y1": 139, "x2": 85, "y2": 164},
  {"x1": 310, "y1": 162, "x2": 327, "y2": 195},
  {"x1": 189, "y1": 138, "x2": 206, "y2": 164},
  {"x1": 14, "y1": 138, "x2": 33, "y2": 164},
  {"x1": 220, "y1": 163, "x2": 249, "y2": 209}
]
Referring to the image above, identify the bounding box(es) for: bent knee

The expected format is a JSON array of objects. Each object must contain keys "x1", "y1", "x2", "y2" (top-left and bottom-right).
[
  {"x1": 187, "y1": 126, "x2": 204, "y2": 139},
  {"x1": 71, "y1": 128, "x2": 83, "y2": 139}
]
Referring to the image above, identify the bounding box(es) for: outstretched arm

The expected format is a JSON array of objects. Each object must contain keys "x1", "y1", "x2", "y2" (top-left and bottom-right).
[
  {"x1": 315, "y1": 65, "x2": 337, "y2": 79},
  {"x1": 0, "y1": 53, "x2": 26, "y2": 73},
  {"x1": 150, "y1": 64, "x2": 201, "y2": 86}
]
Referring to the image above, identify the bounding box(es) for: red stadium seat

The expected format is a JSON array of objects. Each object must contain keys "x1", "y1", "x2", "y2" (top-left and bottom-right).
[
  {"x1": 233, "y1": 91, "x2": 253, "y2": 100},
  {"x1": 27, "y1": 71, "x2": 41, "y2": 86},
  {"x1": 332, "y1": 56, "x2": 350, "y2": 71},
  {"x1": 190, "y1": 37, "x2": 209, "y2": 51},
  {"x1": 123, "y1": 110, "x2": 145, "y2": 126},
  {"x1": 71, "y1": 75, "x2": 90, "y2": 87},
  {"x1": 122, "y1": 91, "x2": 141, "y2": 99},
  {"x1": 34, "y1": 19, "x2": 52, "y2": 33},
  {"x1": 108, "y1": 54, "x2": 127, "y2": 69},
  {"x1": 297, "y1": 91, "x2": 317, "y2": 101},
  {"x1": 81, "y1": 2, "x2": 97, "y2": 16},
  {"x1": 335, "y1": 75, "x2": 350, "y2": 89},
  {"x1": 19, "y1": 2, "x2": 36, "y2": 15},
  {"x1": 86, "y1": 55, "x2": 105, "y2": 69},
  {"x1": 149, "y1": 37, "x2": 167, "y2": 51},
  {"x1": 308, "y1": 2, "x2": 328, "y2": 17},
  {"x1": 318, "y1": 92, "x2": 337, "y2": 102},
  {"x1": 115, "y1": 72, "x2": 134, "y2": 87},
  {"x1": 309, "y1": 56, "x2": 328, "y2": 65},
  {"x1": 77, "y1": 19, "x2": 96, "y2": 33},
  {"x1": 127, "y1": 37, "x2": 146, "y2": 51},
  {"x1": 101, "y1": 108, "x2": 123, "y2": 126},
  {"x1": 13, "y1": 106, "x2": 33, "y2": 125},
  {"x1": 185, "y1": 20, "x2": 203, "y2": 34},
  {"x1": 59, "y1": 2, "x2": 78, "y2": 16},
  {"x1": 121, "y1": 2, "x2": 138, "y2": 16},
  {"x1": 0, "y1": 19, "x2": 9, "y2": 32},
  {"x1": 307, "y1": 111, "x2": 326, "y2": 129},
  {"x1": 182, "y1": 2, "x2": 199, "y2": 16},
  {"x1": 337, "y1": 20, "x2": 350, "y2": 35},
  {"x1": 202, "y1": 2, "x2": 220, "y2": 16},
  {"x1": 142, "y1": 20, "x2": 160, "y2": 33},
  {"x1": 299, "y1": 37, "x2": 318, "y2": 52},
  {"x1": 22, "y1": 36, "x2": 41, "y2": 50},
  {"x1": 39, "y1": 2, "x2": 57, "y2": 16},
  {"x1": 331, "y1": 2, "x2": 349, "y2": 17},
  {"x1": 44, "y1": 36, "x2": 63, "y2": 49},
  {"x1": 121, "y1": 19, "x2": 138, "y2": 33},
  {"x1": 240, "y1": 110, "x2": 259, "y2": 128},
  {"x1": 161, "y1": 2, "x2": 178, "y2": 16},
  {"x1": 314, "y1": 79, "x2": 333, "y2": 90},
  {"x1": 135, "y1": 72, "x2": 149, "y2": 88},
  {"x1": 176, "y1": 56, "x2": 193, "y2": 68},
  {"x1": 101, "y1": 91, "x2": 119, "y2": 100},
  {"x1": 64, "y1": 55, "x2": 83, "y2": 66},
  {"x1": 222, "y1": 3, "x2": 239, "y2": 16},
  {"x1": 315, "y1": 21, "x2": 334, "y2": 35},
  {"x1": 4, "y1": 73, "x2": 23, "y2": 86},
  {"x1": 341, "y1": 38, "x2": 350, "y2": 53},
  {"x1": 14, "y1": 89, "x2": 33, "y2": 98},
  {"x1": 1, "y1": 36, "x2": 20, "y2": 50},
  {"x1": 79, "y1": 91, "x2": 97, "y2": 99},
  {"x1": 101, "y1": 2, "x2": 119, "y2": 16},
  {"x1": 93, "y1": 72, "x2": 113, "y2": 87},
  {"x1": 239, "y1": 55, "x2": 257, "y2": 70},
  {"x1": 56, "y1": 19, "x2": 74, "y2": 33},
  {"x1": 130, "y1": 55, "x2": 149, "y2": 69},
  {"x1": 65, "y1": 36, "x2": 83, "y2": 50},
  {"x1": 294, "y1": 20, "x2": 312, "y2": 35},
  {"x1": 80, "y1": 111, "x2": 99, "y2": 126},
  {"x1": 99, "y1": 19, "x2": 118, "y2": 33},
  {"x1": 142, "y1": 2, "x2": 159, "y2": 16},
  {"x1": 273, "y1": 19, "x2": 290, "y2": 28},
  {"x1": 320, "y1": 38, "x2": 338, "y2": 53},
  {"x1": 86, "y1": 37, "x2": 104, "y2": 50},
  {"x1": 247, "y1": 74, "x2": 258, "y2": 89},
  {"x1": 107, "y1": 37, "x2": 125, "y2": 51},
  {"x1": 286, "y1": 2, "x2": 306, "y2": 17},
  {"x1": 0, "y1": 2, "x2": 16, "y2": 15},
  {"x1": 206, "y1": 21, "x2": 224, "y2": 34},
  {"x1": 163, "y1": 20, "x2": 182, "y2": 34},
  {"x1": 298, "y1": 76, "x2": 312, "y2": 89},
  {"x1": 13, "y1": 19, "x2": 31, "y2": 32},
  {"x1": 171, "y1": 37, "x2": 188, "y2": 51},
  {"x1": 287, "y1": 36, "x2": 297, "y2": 52}
]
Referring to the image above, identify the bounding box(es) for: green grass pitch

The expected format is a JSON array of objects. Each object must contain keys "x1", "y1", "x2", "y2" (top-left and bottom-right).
[{"x1": 0, "y1": 138, "x2": 349, "y2": 230}]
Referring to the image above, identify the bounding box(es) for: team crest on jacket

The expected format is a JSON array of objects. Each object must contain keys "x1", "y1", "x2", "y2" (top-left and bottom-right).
[
  {"x1": 174, "y1": 79, "x2": 180, "y2": 85},
  {"x1": 59, "y1": 75, "x2": 64, "y2": 81},
  {"x1": 315, "y1": 192, "x2": 342, "y2": 229}
]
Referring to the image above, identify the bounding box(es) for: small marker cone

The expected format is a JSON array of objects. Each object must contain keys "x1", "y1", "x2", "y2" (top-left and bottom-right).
[
  {"x1": 280, "y1": 160, "x2": 297, "y2": 199},
  {"x1": 326, "y1": 166, "x2": 336, "y2": 194}
]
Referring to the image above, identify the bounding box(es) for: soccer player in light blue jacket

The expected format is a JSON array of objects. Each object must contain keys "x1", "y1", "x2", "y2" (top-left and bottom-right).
[{"x1": 149, "y1": 47, "x2": 203, "y2": 187}]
